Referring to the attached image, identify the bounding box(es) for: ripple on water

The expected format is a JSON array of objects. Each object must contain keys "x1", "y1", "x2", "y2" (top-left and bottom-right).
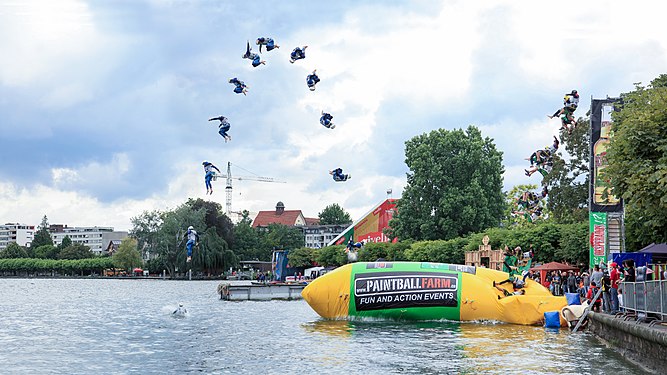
[{"x1": 0, "y1": 279, "x2": 650, "y2": 374}]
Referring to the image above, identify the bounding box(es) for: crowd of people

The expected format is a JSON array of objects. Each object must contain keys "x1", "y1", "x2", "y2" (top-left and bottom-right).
[{"x1": 533, "y1": 260, "x2": 641, "y2": 314}]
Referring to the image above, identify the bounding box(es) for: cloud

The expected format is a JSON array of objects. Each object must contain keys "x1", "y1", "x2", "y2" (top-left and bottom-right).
[{"x1": 1, "y1": 1, "x2": 667, "y2": 231}]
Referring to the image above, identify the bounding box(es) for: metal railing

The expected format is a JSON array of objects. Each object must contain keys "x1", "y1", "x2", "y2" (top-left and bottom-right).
[{"x1": 621, "y1": 280, "x2": 667, "y2": 321}]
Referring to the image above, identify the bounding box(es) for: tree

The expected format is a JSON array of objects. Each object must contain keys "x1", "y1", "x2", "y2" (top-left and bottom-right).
[
  {"x1": 130, "y1": 209, "x2": 162, "y2": 260},
  {"x1": 286, "y1": 247, "x2": 316, "y2": 268},
  {"x1": 543, "y1": 119, "x2": 590, "y2": 223},
  {"x1": 32, "y1": 215, "x2": 54, "y2": 248},
  {"x1": 391, "y1": 126, "x2": 505, "y2": 241},
  {"x1": 59, "y1": 236, "x2": 72, "y2": 250},
  {"x1": 606, "y1": 75, "x2": 667, "y2": 246},
  {"x1": 318, "y1": 203, "x2": 352, "y2": 225},
  {"x1": 58, "y1": 244, "x2": 94, "y2": 260},
  {"x1": 233, "y1": 218, "x2": 261, "y2": 261},
  {"x1": 0, "y1": 242, "x2": 29, "y2": 258},
  {"x1": 260, "y1": 224, "x2": 305, "y2": 260},
  {"x1": 113, "y1": 237, "x2": 143, "y2": 271},
  {"x1": 33, "y1": 245, "x2": 59, "y2": 259},
  {"x1": 186, "y1": 198, "x2": 235, "y2": 249}
]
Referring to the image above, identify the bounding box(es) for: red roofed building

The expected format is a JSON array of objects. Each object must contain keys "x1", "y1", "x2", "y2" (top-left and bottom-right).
[{"x1": 252, "y1": 202, "x2": 319, "y2": 228}]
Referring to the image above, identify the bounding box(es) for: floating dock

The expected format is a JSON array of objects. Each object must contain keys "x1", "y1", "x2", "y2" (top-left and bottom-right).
[{"x1": 218, "y1": 282, "x2": 307, "y2": 301}]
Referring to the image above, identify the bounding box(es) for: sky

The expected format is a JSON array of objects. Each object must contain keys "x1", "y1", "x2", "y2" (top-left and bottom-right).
[{"x1": 1, "y1": 0, "x2": 666, "y2": 231}]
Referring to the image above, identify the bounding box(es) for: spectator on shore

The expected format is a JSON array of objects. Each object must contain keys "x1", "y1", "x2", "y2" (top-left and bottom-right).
[
  {"x1": 601, "y1": 271, "x2": 612, "y2": 313},
  {"x1": 582, "y1": 272, "x2": 590, "y2": 296},
  {"x1": 610, "y1": 262, "x2": 620, "y2": 313},
  {"x1": 591, "y1": 265, "x2": 603, "y2": 289},
  {"x1": 586, "y1": 281, "x2": 602, "y2": 312},
  {"x1": 551, "y1": 272, "x2": 561, "y2": 296},
  {"x1": 567, "y1": 271, "x2": 578, "y2": 294},
  {"x1": 623, "y1": 260, "x2": 636, "y2": 282}
]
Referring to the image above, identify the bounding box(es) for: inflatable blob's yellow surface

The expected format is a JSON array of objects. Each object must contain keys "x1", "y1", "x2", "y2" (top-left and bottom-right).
[{"x1": 302, "y1": 262, "x2": 567, "y2": 326}]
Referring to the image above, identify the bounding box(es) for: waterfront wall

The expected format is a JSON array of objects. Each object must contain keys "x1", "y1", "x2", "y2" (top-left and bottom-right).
[{"x1": 588, "y1": 312, "x2": 667, "y2": 373}]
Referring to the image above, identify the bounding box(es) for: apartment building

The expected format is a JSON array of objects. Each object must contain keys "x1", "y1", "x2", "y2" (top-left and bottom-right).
[
  {"x1": 0, "y1": 223, "x2": 35, "y2": 249},
  {"x1": 51, "y1": 226, "x2": 128, "y2": 255}
]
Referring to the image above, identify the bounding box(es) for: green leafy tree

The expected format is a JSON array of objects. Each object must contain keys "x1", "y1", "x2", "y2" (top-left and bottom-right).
[
  {"x1": 606, "y1": 75, "x2": 667, "y2": 246},
  {"x1": 59, "y1": 243, "x2": 94, "y2": 260},
  {"x1": 130, "y1": 209, "x2": 162, "y2": 260},
  {"x1": 186, "y1": 198, "x2": 235, "y2": 249},
  {"x1": 33, "y1": 244, "x2": 59, "y2": 259},
  {"x1": 233, "y1": 218, "x2": 261, "y2": 261},
  {"x1": 318, "y1": 203, "x2": 352, "y2": 225},
  {"x1": 316, "y1": 245, "x2": 347, "y2": 267},
  {"x1": 32, "y1": 215, "x2": 54, "y2": 248},
  {"x1": 391, "y1": 126, "x2": 505, "y2": 241},
  {"x1": 58, "y1": 236, "x2": 73, "y2": 250},
  {"x1": 113, "y1": 238, "x2": 143, "y2": 271},
  {"x1": 287, "y1": 247, "x2": 316, "y2": 268},
  {"x1": 0, "y1": 242, "x2": 29, "y2": 258},
  {"x1": 259, "y1": 224, "x2": 305, "y2": 261},
  {"x1": 543, "y1": 120, "x2": 590, "y2": 223}
]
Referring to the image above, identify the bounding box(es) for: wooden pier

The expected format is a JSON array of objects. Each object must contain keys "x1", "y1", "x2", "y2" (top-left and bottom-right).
[{"x1": 218, "y1": 282, "x2": 307, "y2": 301}]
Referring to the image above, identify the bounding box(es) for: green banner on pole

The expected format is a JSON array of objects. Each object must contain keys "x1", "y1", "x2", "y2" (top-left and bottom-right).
[{"x1": 589, "y1": 211, "x2": 607, "y2": 269}]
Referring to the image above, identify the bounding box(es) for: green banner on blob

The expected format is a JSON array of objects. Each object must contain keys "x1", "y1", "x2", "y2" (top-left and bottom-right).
[
  {"x1": 589, "y1": 211, "x2": 607, "y2": 269},
  {"x1": 348, "y1": 262, "x2": 463, "y2": 320}
]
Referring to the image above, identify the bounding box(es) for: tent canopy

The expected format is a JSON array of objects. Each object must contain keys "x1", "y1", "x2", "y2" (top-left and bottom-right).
[
  {"x1": 530, "y1": 261, "x2": 578, "y2": 271},
  {"x1": 638, "y1": 243, "x2": 667, "y2": 254}
]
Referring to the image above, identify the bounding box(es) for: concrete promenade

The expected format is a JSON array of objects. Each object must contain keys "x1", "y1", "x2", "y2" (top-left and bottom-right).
[{"x1": 588, "y1": 311, "x2": 667, "y2": 373}]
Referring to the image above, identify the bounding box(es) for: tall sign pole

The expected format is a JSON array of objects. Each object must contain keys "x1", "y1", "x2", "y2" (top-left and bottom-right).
[{"x1": 589, "y1": 98, "x2": 624, "y2": 269}]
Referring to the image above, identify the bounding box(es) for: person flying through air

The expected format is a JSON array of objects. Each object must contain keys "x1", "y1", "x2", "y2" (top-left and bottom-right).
[
  {"x1": 202, "y1": 161, "x2": 221, "y2": 195},
  {"x1": 184, "y1": 226, "x2": 199, "y2": 263},
  {"x1": 320, "y1": 111, "x2": 335, "y2": 129},
  {"x1": 256, "y1": 37, "x2": 279, "y2": 53},
  {"x1": 525, "y1": 136, "x2": 559, "y2": 178},
  {"x1": 548, "y1": 90, "x2": 579, "y2": 134},
  {"x1": 209, "y1": 116, "x2": 232, "y2": 142},
  {"x1": 330, "y1": 168, "x2": 351, "y2": 182},
  {"x1": 289, "y1": 45, "x2": 308, "y2": 63},
  {"x1": 306, "y1": 70, "x2": 320, "y2": 91},
  {"x1": 242, "y1": 41, "x2": 266, "y2": 68},
  {"x1": 513, "y1": 186, "x2": 548, "y2": 223},
  {"x1": 229, "y1": 78, "x2": 248, "y2": 95}
]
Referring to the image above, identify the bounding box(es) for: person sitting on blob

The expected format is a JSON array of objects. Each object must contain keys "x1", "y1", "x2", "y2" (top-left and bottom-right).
[
  {"x1": 306, "y1": 70, "x2": 320, "y2": 91},
  {"x1": 229, "y1": 77, "x2": 248, "y2": 95},
  {"x1": 320, "y1": 111, "x2": 335, "y2": 129},
  {"x1": 494, "y1": 284, "x2": 526, "y2": 298},
  {"x1": 525, "y1": 136, "x2": 559, "y2": 177},
  {"x1": 330, "y1": 168, "x2": 351, "y2": 182},
  {"x1": 256, "y1": 37, "x2": 279, "y2": 53},
  {"x1": 289, "y1": 45, "x2": 308, "y2": 63},
  {"x1": 209, "y1": 115, "x2": 232, "y2": 142},
  {"x1": 242, "y1": 41, "x2": 266, "y2": 67}
]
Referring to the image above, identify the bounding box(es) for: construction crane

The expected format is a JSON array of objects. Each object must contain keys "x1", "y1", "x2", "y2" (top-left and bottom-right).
[{"x1": 213, "y1": 162, "x2": 286, "y2": 216}]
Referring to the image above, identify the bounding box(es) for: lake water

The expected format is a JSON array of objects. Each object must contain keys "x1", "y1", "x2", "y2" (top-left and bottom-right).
[{"x1": 0, "y1": 278, "x2": 647, "y2": 374}]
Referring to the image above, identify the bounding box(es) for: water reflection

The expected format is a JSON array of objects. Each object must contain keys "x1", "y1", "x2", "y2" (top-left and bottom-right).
[{"x1": 0, "y1": 279, "x2": 650, "y2": 375}]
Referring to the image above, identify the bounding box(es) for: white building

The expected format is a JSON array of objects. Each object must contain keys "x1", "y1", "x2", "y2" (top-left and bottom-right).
[
  {"x1": 302, "y1": 224, "x2": 348, "y2": 249},
  {"x1": 0, "y1": 223, "x2": 35, "y2": 249},
  {"x1": 51, "y1": 226, "x2": 128, "y2": 255}
]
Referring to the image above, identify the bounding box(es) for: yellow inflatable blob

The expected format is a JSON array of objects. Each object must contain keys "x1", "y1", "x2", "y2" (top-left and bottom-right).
[{"x1": 302, "y1": 262, "x2": 567, "y2": 326}]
